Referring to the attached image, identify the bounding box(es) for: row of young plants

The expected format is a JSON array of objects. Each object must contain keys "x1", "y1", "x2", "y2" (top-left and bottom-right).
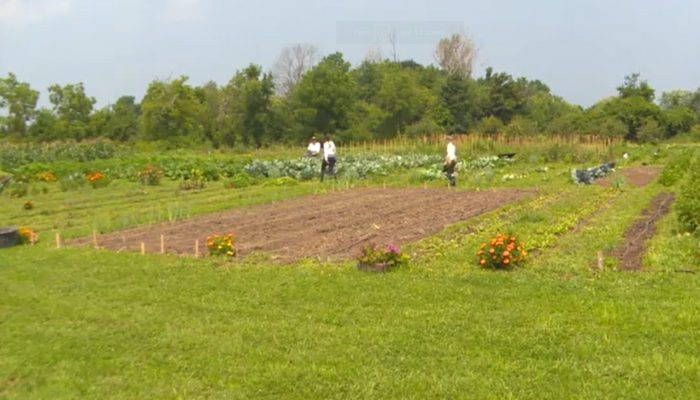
[
  {"x1": 410, "y1": 186, "x2": 623, "y2": 268},
  {"x1": 0, "y1": 140, "x2": 120, "y2": 170}
]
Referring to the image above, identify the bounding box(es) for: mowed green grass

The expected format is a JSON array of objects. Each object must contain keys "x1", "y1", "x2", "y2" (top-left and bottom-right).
[
  {"x1": 3, "y1": 149, "x2": 700, "y2": 399},
  {"x1": 2, "y1": 246, "x2": 700, "y2": 399}
]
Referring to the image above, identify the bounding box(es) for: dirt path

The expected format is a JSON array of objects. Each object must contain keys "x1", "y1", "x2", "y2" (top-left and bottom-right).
[
  {"x1": 69, "y1": 187, "x2": 536, "y2": 262},
  {"x1": 597, "y1": 166, "x2": 661, "y2": 188},
  {"x1": 611, "y1": 192, "x2": 674, "y2": 271}
]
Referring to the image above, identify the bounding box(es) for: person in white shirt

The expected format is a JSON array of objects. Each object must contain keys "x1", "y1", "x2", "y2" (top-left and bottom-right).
[
  {"x1": 321, "y1": 134, "x2": 337, "y2": 182},
  {"x1": 304, "y1": 136, "x2": 321, "y2": 157},
  {"x1": 443, "y1": 135, "x2": 457, "y2": 187}
]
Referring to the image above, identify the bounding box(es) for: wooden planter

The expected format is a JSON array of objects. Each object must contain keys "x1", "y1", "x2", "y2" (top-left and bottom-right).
[
  {"x1": 357, "y1": 262, "x2": 389, "y2": 273},
  {"x1": 0, "y1": 226, "x2": 19, "y2": 249}
]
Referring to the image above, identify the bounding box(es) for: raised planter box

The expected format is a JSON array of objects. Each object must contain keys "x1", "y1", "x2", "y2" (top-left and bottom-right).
[
  {"x1": 357, "y1": 262, "x2": 389, "y2": 273},
  {"x1": 0, "y1": 226, "x2": 19, "y2": 249}
]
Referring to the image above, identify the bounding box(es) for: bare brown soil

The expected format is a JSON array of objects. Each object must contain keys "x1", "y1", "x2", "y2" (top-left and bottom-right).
[
  {"x1": 596, "y1": 166, "x2": 661, "y2": 188},
  {"x1": 611, "y1": 192, "x2": 674, "y2": 271},
  {"x1": 69, "y1": 187, "x2": 535, "y2": 262}
]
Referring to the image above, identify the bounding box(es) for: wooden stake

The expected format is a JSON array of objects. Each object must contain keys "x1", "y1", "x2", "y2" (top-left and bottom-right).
[
  {"x1": 423, "y1": 181, "x2": 427, "y2": 190},
  {"x1": 160, "y1": 234, "x2": 165, "y2": 254},
  {"x1": 55, "y1": 232, "x2": 61, "y2": 248},
  {"x1": 92, "y1": 230, "x2": 98, "y2": 249},
  {"x1": 140, "y1": 242, "x2": 145, "y2": 255},
  {"x1": 383, "y1": 179, "x2": 386, "y2": 189},
  {"x1": 596, "y1": 251, "x2": 604, "y2": 271},
  {"x1": 195, "y1": 240, "x2": 199, "y2": 258}
]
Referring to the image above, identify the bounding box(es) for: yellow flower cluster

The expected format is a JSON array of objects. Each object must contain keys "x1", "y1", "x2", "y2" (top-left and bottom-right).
[{"x1": 206, "y1": 233, "x2": 235, "y2": 257}]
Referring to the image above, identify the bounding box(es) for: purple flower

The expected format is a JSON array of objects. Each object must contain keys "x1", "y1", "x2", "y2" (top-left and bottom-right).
[{"x1": 384, "y1": 243, "x2": 400, "y2": 254}]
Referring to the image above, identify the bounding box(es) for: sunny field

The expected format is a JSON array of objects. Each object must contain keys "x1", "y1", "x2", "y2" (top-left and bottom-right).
[{"x1": 2, "y1": 138, "x2": 700, "y2": 399}]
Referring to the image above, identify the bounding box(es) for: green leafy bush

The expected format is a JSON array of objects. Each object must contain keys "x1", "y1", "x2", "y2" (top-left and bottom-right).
[
  {"x1": 676, "y1": 160, "x2": 700, "y2": 233},
  {"x1": 658, "y1": 148, "x2": 694, "y2": 187},
  {"x1": 224, "y1": 173, "x2": 258, "y2": 189}
]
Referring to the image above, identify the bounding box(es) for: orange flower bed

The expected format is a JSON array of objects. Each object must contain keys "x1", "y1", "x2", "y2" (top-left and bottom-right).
[{"x1": 476, "y1": 233, "x2": 526, "y2": 269}]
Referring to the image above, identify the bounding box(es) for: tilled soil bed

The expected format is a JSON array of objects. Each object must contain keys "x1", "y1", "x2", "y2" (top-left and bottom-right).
[
  {"x1": 69, "y1": 187, "x2": 535, "y2": 262},
  {"x1": 597, "y1": 166, "x2": 661, "y2": 188},
  {"x1": 611, "y1": 192, "x2": 674, "y2": 271}
]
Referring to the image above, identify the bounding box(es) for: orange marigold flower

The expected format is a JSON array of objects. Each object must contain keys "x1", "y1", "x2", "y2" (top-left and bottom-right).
[
  {"x1": 502, "y1": 251, "x2": 510, "y2": 257},
  {"x1": 503, "y1": 258, "x2": 510, "y2": 264},
  {"x1": 489, "y1": 248, "x2": 495, "y2": 253}
]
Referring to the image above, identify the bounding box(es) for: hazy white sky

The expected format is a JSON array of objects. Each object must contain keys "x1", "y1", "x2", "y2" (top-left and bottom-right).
[{"x1": 1, "y1": 0, "x2": 699, "y2": 108}]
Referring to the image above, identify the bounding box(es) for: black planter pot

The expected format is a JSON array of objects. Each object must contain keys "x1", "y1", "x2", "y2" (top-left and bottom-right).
[{"x1": 0, "y1": 226, "x2": 19, "y2": 249}]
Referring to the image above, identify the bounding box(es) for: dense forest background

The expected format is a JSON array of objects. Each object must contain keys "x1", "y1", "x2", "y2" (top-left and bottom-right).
[{"x1": 1, "y1": 34, "x2": 699, "y2": 148}]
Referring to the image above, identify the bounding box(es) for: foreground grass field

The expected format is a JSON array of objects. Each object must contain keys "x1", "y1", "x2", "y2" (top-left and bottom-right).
[
  {"x1": 3, "y1": 141, "x2": 700, "y2": 399},
  {"x1": 2, "y1": 247, "x2": 700, "y2": 399}
]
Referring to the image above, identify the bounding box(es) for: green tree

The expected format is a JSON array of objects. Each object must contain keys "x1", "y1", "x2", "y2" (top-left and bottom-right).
[
  {"x1": 524, "y1": 92, "x2": 581, "y2": 132},
  {"x1": 0, "y1": 73, "x2": 40, "y2": 137},
  {"x1": 291, "y1": 52, "x2": 357, "y2": 140},
  {"x1": 102, "y1": 96, "x2": 141, "y2": 141},
  {"x1": 226, "y1": 64, "x2": 275, "y2": 147},
  {"x1": 139, "y1": 76, "x2": 206, "y2": 144},
  {"x1": 604, "y1": 96, "x2": 660, "y2": 140},
  {"x1": 439, "y1": 75, "x2": 474, "y2": 133},
  {"x1": 374, "y1": 64, "x2": 430, "y2": 137},
  {"x1": 28, "y1": 109, "x2": 64, "y2": 141},
  {"x1": 478, "y1": 67, "x2": 526, "y2": 123},
  {"x1": 659, "y1": 90, "x2": 694, "y2": 110},
  {"x1": 47, "y1": 82, "x2": 96, "y2": 139},
  {"x1": 660, "y1": 107, "x2": 696, "y2": 137},
  {"x1": 616, "y1": 73, "x2": 655, "y2": 102}
]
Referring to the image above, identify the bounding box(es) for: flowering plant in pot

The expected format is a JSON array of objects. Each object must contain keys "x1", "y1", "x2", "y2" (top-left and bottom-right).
[{"x1": 356, "y1": 242, "x2": 409, "y2": 272}]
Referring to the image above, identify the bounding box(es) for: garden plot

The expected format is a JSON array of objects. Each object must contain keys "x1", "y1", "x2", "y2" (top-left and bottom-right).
[
  {"x1": 611, "y1": 192, "x2": 675, "y2": 271},
  {"x1": 69, "y1": 187, "x2": 534, "y2": 261},
  {"x1": 596, "y1": 166, "x2": 661, "y2": 187}
]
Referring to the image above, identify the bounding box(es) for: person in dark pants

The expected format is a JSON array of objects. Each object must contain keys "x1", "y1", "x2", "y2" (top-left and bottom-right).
[
  {"x1": 321, "y1": 134, "x2": 337, "y2": 182},
  {"x1": 443, "y1": 135, "x2": 457, "y2": 187}
]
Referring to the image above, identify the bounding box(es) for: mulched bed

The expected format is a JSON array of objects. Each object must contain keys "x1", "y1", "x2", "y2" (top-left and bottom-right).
[{"x1": 611, "y1": 192, "x2": 675, "y2": 271}]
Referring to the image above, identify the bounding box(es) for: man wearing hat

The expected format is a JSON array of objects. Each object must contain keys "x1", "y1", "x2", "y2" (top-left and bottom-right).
[{"x1": 303, "y1": 136, "x2": 321, "y2": 158}]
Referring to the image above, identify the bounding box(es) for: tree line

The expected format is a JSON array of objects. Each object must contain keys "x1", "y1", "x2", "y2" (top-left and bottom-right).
[{"x1": 1, "y1": 33, "x2": 699, "y2": 147}]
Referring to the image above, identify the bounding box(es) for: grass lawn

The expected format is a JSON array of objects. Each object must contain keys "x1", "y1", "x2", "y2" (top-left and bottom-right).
[
  {"x1": 2, "y1": 245, "x2": 700, "y2": 399},
  {"x1": 2, "y1": 146, "x2": 699, "y2": 399}
]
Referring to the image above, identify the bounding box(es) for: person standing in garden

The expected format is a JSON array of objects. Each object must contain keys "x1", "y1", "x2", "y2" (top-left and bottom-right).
[
  {"x1": 443, "y1": 135, "x2": 457, "y2": 187},
  {"x1": 321, "y1": 134, "x2": 337, "y2": 182}
]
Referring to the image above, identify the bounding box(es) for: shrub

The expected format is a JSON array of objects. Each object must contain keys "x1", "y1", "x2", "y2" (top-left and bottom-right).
[
  {"x1": 206, "y1": 233, "x2": 235, "y2": 257},
  {"x1": 658, "y1": 149, "x2": 694, "y2": 187},
  {"x1": 356, "y1": 242, "x2": 409, "y2": 269},
  {"x1": 676, "y1": 161, "x2": 700, "y2": 234},
  {"x1": 136, "y1": 164, "x2": 162, "y2": 186},
  {"x1": 23, "y1": 200, "x2": 34, "y2": 210},
  {"x1": 224, "y1": 173, "x2": 258, "y2": 189},
  {"x1": 476, "y1": 233, "x2": 527, "y2": 269}
]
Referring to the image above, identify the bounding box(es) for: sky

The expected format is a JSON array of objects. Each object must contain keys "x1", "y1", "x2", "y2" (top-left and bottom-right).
[{"x1": 1, "y1": 0, "x2": 699, "y2": 109}]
